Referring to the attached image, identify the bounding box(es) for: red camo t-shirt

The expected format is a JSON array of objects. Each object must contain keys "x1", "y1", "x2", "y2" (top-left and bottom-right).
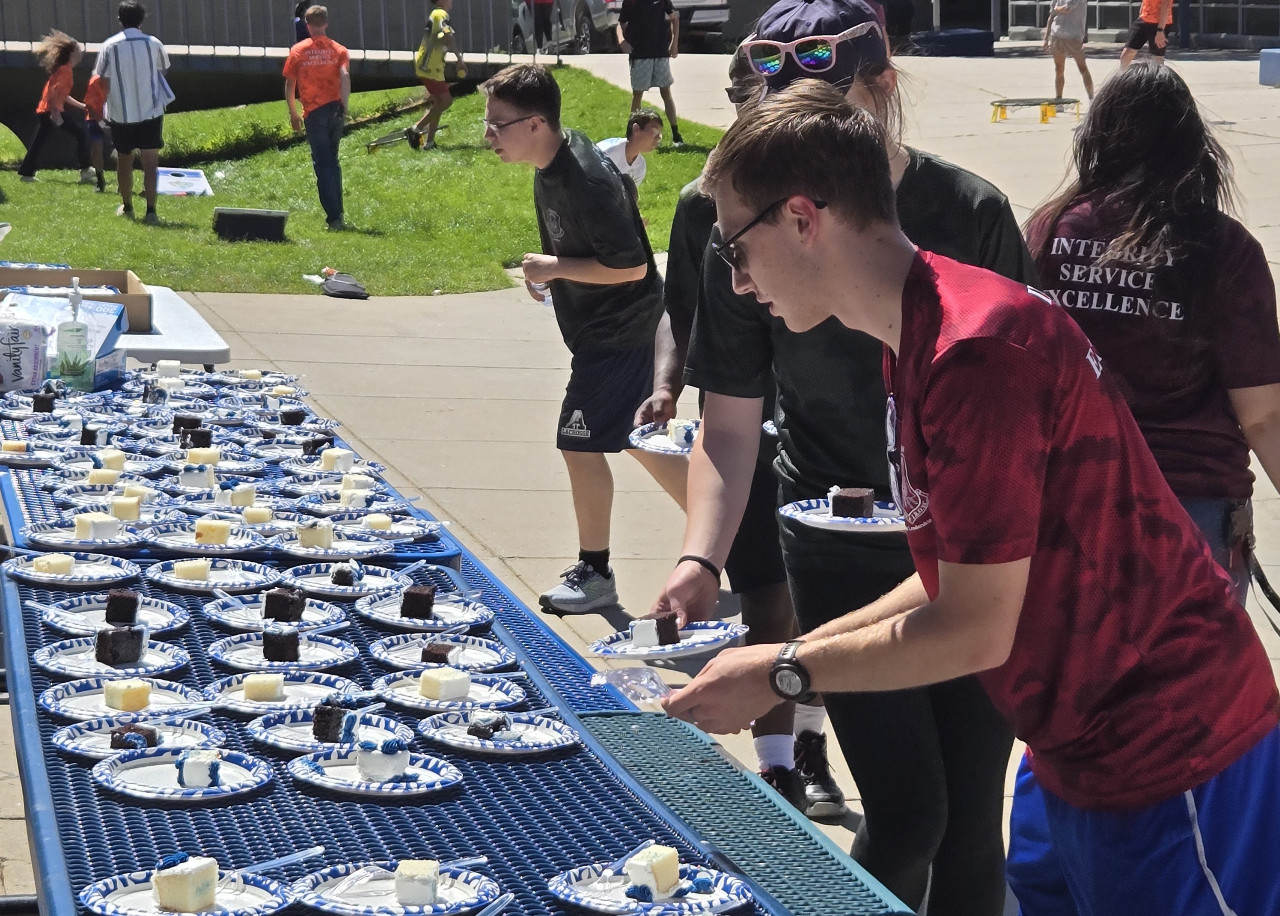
[
  {"x1": 283, "y1": 36, "x2": 349, "y2": 117},
  {"x1": 886, "y1": 251, "x2": 1278, "y2": 810},
  {"x1": 1028, "y1": 197, "x2": 1280, "y2": 499}
]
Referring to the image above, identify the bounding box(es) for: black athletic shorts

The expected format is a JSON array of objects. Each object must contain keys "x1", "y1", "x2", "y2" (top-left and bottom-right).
[
  {"x1": 722, "y1": 459, "x2": 787, "y2": 593},
  {"x1": 108, "y1": 116, "x2": 164, "y2": 153},
  {"x1": 1126, "y1": 19, "x2": 1167, "y2": 55},
  {"x1": 557, "y1": 345, "x2": 654, "y2": 453}
]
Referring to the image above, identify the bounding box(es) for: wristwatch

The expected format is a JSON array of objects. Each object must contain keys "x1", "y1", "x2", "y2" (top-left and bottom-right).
[{"x1": 770, "y1": 640, "x2": 815, "y2": 703}]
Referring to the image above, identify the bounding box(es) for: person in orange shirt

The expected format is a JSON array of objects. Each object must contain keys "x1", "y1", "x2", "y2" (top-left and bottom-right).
[
  {"x1": 284, "y1": 5, "x2": 351, "y2": 231},
  {"x1": 84, "y1": 74, "x2": 109, "y2": 193},
  {"x1": 1121, "y1": 0, "x2": 1174, "y2": 68},
  {"x1": 17, "y1": 30, "x2": 93, "y2": 184}
]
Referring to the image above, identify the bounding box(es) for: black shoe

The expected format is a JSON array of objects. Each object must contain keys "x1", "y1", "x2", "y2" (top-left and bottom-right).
[
  {"x1": 759, "y1": 765, "x2": 807, "y2": 812},
  {"x1": 406, "y1": 127, "x2": 423, "y2": 151},
  {"x1": 794, "y1": 730, "x2": 849, "y2": 818}
]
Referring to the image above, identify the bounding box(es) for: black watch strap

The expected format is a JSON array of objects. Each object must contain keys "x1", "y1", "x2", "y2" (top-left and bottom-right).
[{"x1": 770, "y1": 640, "x2": 815, "y2": 703}]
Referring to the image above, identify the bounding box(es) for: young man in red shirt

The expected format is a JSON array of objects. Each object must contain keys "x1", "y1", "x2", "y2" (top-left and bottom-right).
[
  {"x1": 284, "y1": 5, "x2": 350, "y2": 230},
  {"x1": 665, "y1": 81, "x2": 1280, "y2": 913},
  {"x1": 1121, "y1": 0, "x2": 1173, "y2": 67}
]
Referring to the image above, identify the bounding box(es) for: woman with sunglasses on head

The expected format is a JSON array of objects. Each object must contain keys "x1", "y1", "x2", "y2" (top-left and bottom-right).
[
  {"x1": 648, "y1": 0, "x2": 1033, "y2": 912},
  {"x1": 1026, "y1": 62, "x2": 1280, "y2": 604}
]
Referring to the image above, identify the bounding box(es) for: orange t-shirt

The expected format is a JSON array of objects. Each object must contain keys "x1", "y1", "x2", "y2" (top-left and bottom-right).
[
  {"x1": 1139, "y1": 0, "x2": 1173, "y2": 26},
  {"x1": 36, "y1": 64, "x2": 73, "y2": 115},
  {"x1": 283, "y1": 36, "x2": 350, "y2": 117},
  {"x1": 84, "y1": 74, "x2": 107, "y2": 122}
]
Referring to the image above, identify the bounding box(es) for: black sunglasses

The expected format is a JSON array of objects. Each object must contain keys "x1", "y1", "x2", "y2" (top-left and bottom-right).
[{"x1": 711, "y1": 197, "x2": 827, "y2": 271}]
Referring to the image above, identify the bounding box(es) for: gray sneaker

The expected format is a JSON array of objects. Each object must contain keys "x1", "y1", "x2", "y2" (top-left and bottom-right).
[
  {"x1": 539, "y1": 560, "x2": 618, "y2": 613},
  {"x1": 79, "y1": 167, "x2": 96, "y2": 184}
]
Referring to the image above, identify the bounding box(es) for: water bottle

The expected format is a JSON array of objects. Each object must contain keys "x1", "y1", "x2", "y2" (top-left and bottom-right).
[{"x1": 530, "y1": 281, "x2": 554, "y2": 311}]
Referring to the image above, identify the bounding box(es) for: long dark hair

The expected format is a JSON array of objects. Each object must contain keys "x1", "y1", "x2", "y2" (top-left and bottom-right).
[
  {"x1": 1030, "y1": 62, "x2": 1235, "y2": 267},
  {"x1": 34, "y1": 29, "x2": 79, "y2": 72}
]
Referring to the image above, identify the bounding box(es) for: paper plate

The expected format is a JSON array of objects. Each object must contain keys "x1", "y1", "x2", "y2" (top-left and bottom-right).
[
  {"x1": 34, "y1": 637, "x2": 191, "y2": 680},
  {"x1": 146, "y1": 558, "x2": 282, "y2": 593},
  {"x1": 287, "y1": 748, "x2": 463, "y2": 798},
  {"x1": 79, "y1": 867, "x2": 293, "y2": 916},
  {"x1": 279, "y1": 563, "x2": 411, "y2": 599},
  {"x1": 142, "y1": 521, "x2": 269, "y2": 556},
  {"x1": 297, "y1": 494, "x2": 411, "y2": 518},
  {"x1": 92, "y1": 747, "x2": 273, "y2": 801},
  {"x1": 546, "y1": 864, "x2": 753, "y2": 916},
  {"x1": 203, "y1": 671, "x2": 363, "y2": 717},
  {"x1": 417, "y1": 712, "x2": 580, "y2": 757},
  {"x1": 52, "y1": 715, "x2": 226, "y2": 761},
  {"x1": 68, "y1": 499, "x2": 184, "y2": 527},
  {"x1": 272, "y1": 529, "x2": 395, "y2": 561},
  {"x1": 588, "y1": 621, "x2": 749, "y2": 661},
  {"x1": 374, "y1": 672, "x2": 525, "y2": 714},
  {"x1": 279, "y1": 474, "x2": 388, "y2": 498},
  {"x1": 777, "y1": 498, "x2": 906, "y2": 533},
  {"x1": 161, "y1": 455, "x2": 270, "y2": 477},
  {"x1": 41, "y1": 593, "x2": 190, "y2": 637},
  {"x1": 3, "y1": 552, "x2": 141, "y2": 587},
  {"x1": 628, "y1": 421, "x2": 699, "y2": 456},
  {"x1": 242, "y1": 437, "x2": 327, "y2": 461},
  {"x1": 246, "y1": 709, "x2": 413, "y2": 755},
  {"x1": 201, "y1": 594, "x2": 346, "y2": 632},
  {"x1": 39, "y1": 677, "x2": 207, "y2": 721},
  {"x1": 21, "y1": 520, "x2": 146, "y2": 551},
  {"x1": 280, "y1": 456, "x2": 386, "y2": 478},
  {"x1": 158, "y1": 473, "x2": 259, "y2": 496},
  {"x1": 369, "y1": 634, "x2": 516, "y2": 673},
  {"x1": 55, "y1": 453, "x2": 169, "y2": 477},
  {"x1": 353, "y1": 593, "x2": 494, "y2": 633},
  {"x1": 176, "y1": 492, "x2": 300, "y2": 517},
  {"x1": 55, "y1": 483, "x2": 160, "y2": 509},
  {"x1": 291, "y1": 861, "x2": 500, "y2": 916},
  {"x1": 208, "y1": 632, "x2": 360, "y2": 673},
  {"x1": 0, "y1": 442, "x2": 68, "y2": 468},
  {"x1": 330, "y1": 514, "x2": 441, "y2": 543},
  {"x1": 123, "y1": 379, "x2": 219, "y2": 400}
]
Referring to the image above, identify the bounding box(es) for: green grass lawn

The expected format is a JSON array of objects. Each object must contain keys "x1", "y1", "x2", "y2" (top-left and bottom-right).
[{"x1": 0, "y1": 68, "x2": 721, "y2": 295}]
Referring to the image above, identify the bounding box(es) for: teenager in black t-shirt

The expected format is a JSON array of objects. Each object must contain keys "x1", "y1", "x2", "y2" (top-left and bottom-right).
[
  {"x1": 483, "y1": 64, "x2": 687, "y2": 614},
  {"x1": 647, "y1": 1, "x2": 1032, "y2": 912},
  {"x1": 617, "y1": 0, "x2": 684, "y2": 144}
]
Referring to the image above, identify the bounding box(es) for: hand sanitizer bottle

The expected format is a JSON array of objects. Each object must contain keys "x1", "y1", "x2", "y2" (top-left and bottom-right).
[{"x1": 55, "y1": 276, "x2": 92, "y2": 391}]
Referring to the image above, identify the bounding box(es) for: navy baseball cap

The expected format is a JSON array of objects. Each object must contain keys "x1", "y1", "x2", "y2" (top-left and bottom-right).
[{"x1": 752, "y1": 0, "x2": 888, "y2": 93}]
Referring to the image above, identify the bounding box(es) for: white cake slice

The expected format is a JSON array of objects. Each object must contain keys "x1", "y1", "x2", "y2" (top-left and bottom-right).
[
  {"x1": 74, "y1": 511, "x2": 121, "y2": 541},
  {"x1": 394, "y1": 860, "x2": 440, "y2": 906},
  {"x1": 122, "y1": 484, "x2": 156, "y2": 503},
  {"x1": 194, "y1": 518, "x2": 231, "y2": 546},
  {"x1": 104, "y1": 678, "x2": 151, "y2": 712},
  {"x1": 243, "y1": 673, "x2": 285, "y2": 701},
  {"x1": 229, "y1": 483, "x2": 255, "y2": 507},
  {"x1": 340, "y1": 473, "x2": 374, "y2": 491},
  {"x1": 242, "y1": 506, "x2": 273, "y2": 524},
  {"x1": 363, "y1": 513, "x2": 393, "y2": 531},
  {"x1": 156, "y1": 359, "x2": 182, "y2": 378},
  {"x1": 338, "y1": 490, "x2": 368, "y2": 509},
  {"x1": 152, "y1": 854, "x2": 218, "y2": 913},
  {"x1": 0, "y1": 440, "x2": 30, "y2": 453},
  {"x1": 297, "y1": 519, "x2": 334, "y2": 550},
  {"x1": 97, "y1": 447, "x2": 128, "y2": 470},
  {"x1": 628, "y1": 619, "x2": 659, "y2": 648},
  {"x1": 179, "y1": 465, "x2": 217, "y2": 489},
  {"x1": 174, "y1": 558, "x2": 211, "y2": 580},
  {"x1": 33, "y1": 554, "x2": 75, "y2": 574},
  {"x1": 624, "y1": 844, "x2": 681, "y2": 897},
  {"x1": 355, "y1": 738, "x2": 410, "y2": 782},
  {"x1": 237, "y1": 368, "x2": 263, "y2": 380},
  {"x1": 186, "y1": 447, "x2": 221, "y2": 467},
  {"x1": 111, "y1": 496, "x2": 142, "y2": 521},
  {"x1": 176, "y1": 749, "x2": 222, "y2": 788},
  {"x1": 320, "y1": 448, "x2": 354, "y2": 472},
  {"x1": 418, "y1": 667, "x2": 471, "y2": 701},
  {"x1": 87, "y1": 468, "x2": 121, "y2": 485}
]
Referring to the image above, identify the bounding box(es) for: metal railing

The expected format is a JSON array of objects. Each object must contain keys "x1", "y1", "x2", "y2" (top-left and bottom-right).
[
  {"x1": 0, "y1": 0, "x2": 600, "y2": 57},
  {"x1": 1007, "y1": 0, "x2": 1280, "y2": 39}
]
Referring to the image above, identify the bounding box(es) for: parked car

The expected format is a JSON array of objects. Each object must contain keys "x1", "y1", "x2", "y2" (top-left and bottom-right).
[{"x1": 510, "y1": 0, "x2": 613, "y2": 54}]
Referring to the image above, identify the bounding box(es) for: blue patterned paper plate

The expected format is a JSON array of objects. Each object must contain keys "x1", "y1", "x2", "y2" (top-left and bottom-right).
[
  {"x1": 0, "y1": 442, "x2": 69, "y2": 467},
  {"x1": 291, "y1": 860, "x2": 500, "y2": 916},
  {"x1": 79, "y1": 868, "x2": 293, "y2": 916},
  {"x1": 146, "y1": 557, "x2": 282, "y2": 593},
  {"x1": 68, "y1": 499, "x2": 184, "y2": 527},
  {"x1": 159, "y1": 473, "x2": 259, "y2": 496},
  {"x1": 296, "y1": 493, "x2": 412, "y2": 517},
  {"x1": 142, "y1": 520, "x2": 269, "y2": 556},
  {"x1": 53, "y1": 714, "x2": 226, "y2": 761},
  {"x1": 21, "y1": 519, "x2": 146, "y2": 551},
  {"x1": 246, "y1": 709, "x2": 413, "y2": 755},
  {"x1": 272, "y1": 529, "x2": 395, "y2": 561},
  {"x1": 588, "y1": 621, "x2": 749, "y2": 661},
  {"x1": 287, "y1": 748, "x2": 464, "y2": 798},
  {"x1": 42, "y1": 593, "x2": 190, "y2": 637},
  {"x1": 208, "y1": 632, "x2": 360, "y2": 673},
  {"x1": 35, "y1": 637, "x2": 191, "y2": 680},
  {"x1": 122, "y1": 379, "x2": 219, "y2": 400},
  {"x1": 201, "y1": 594, "x2": 346, "y2": 632},
  {"x1": 242, "y1": 435, "x2": 328, "y2": 461},
  {"x1": 279, "y1": 473, "x2": 388, "y2": 497},
  {"x1": 280, "y1": 563, "x2": 412, "y2": 599},
  {"x1": 369, "y1": 634, "x2": 516, "y2": 673},
  {"x1": 39, "y1": 677, "x2": 207, "y2": 721},
  {"x1": 374, "y1": 672, "x2": 525, "y2": 714},
  {"x1": 280, "y1": 455, "x2": 386, "y2": 477},
  {"x1": 330, "y1": 513, "x2": 442, "y2": 543},
  {"x1": 777, "y1": 498, "x2": 906, "y2": 533},
  {"x1": 546, "y1": 864, "x2": 754, "y2": 915},
  {"x1": 159, "y1": 453, "x2": 270, "y2": 476},
  {"x1": 176, "y1": 492, "x2": 301, "y2": 517},
  {"x1": 56, "y1": 452, "x2": 169, "y2": 477},
  {"x1": 417, "y1": 712, "x2": 581, "y2": 757},
  {"x1": 353, "y1": 592, "x2": 493, "y2": 633},
  {"x1": 3, "y1": 552, "x2": 141, "y2": 587},
  {"x1": 92, "y1": 747, "x2": 273, "y2": 801},
  {"x1": 203, "y1": 671, "x2": 363, "y2": 716},
  {"x1": 54, "y1": 483, "x2": 155, "y2": 509},
  {"x1": 628, "y1": 420, "x2": 699, "y2": 456}
]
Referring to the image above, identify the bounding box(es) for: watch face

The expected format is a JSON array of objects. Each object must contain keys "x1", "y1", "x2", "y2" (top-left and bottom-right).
[{"x1": 775, "y1": 669, "x2": 803, "y2": 698}]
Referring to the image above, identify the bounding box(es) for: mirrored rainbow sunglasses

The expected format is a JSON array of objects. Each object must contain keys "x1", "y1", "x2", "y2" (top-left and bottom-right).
[{"x1": 741, "y1": 21, "x2": 882, "y2": 77}]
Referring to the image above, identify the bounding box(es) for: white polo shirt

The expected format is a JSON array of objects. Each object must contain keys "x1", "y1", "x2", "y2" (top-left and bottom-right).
[
  {"x1": 93, "y1": 28, "x2": 172, "y2": 124},
  {"x1": 596, "y1": 137, "x2": 647, "y2": 186}
]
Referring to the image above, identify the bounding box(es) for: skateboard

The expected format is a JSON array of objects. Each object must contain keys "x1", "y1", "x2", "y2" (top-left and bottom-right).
[{"x1": 365, "y1": 124, "x2": 448, "y2": 154}]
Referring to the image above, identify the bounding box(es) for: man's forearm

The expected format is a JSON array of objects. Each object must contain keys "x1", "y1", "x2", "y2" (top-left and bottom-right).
[
  {"x1": 681, "y1": 394, "x2": 764, "y2": 567},
  {"x1": 340, "y1": 71, "x2": 350, "y2": 110},
  {"x1": 285, "y1": 78, "x2": 298, "y2": 116},
  {"x1": 799, "y1": 573, "x2": 927, "y2": 642},
  {"x1": 651, "y1": 311, "x2": 686, "y2": 402},
  {"x1": 554, "y1": 257, "x2": 646, "y2": 285}
]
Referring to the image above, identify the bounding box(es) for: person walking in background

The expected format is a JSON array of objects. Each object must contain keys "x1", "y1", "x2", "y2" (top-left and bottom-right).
[
  {"x1": 17, "y1": 30, "x2": 93, "y2": 185},
  {"x1": 617, "y1": 0, "x2": 684, "y2": 145},
  {"x1": 93, "y1": 0, "x2": 172, "y2": 224},
  {"x1": 1121, "y1": 0, "x2": 1173, "y2": 67},
  {"x1": 1042, "y1": 0, "x2": 1093, "y2": 99},
  {"x1": 482, "y1": 64, "x2": 689, "y2": 614},
  {"x1": 410, "y1": 0, "x2": 467, "y2": 151},
  {"x1": 533, "y1": 0, "x2": 556, "y2": 51},
  {"x1": 1027, "y1": 62, "x2": 1280, "y2": 602},
  {"x1": 84, "y1": 73, "x2": 110, "y2": 193},
  {"x1": 293, "y1": 1, "x2": 311, "y2": 43},
  {"x1": 285, "y1": 5, "x2": 350, "y2": 230},
  {"x1": 596, "y1": 109, "x2": 663, "y2": 191}
]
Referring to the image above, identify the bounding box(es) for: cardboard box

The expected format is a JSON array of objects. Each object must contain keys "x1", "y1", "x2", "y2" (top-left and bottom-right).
[
  {"x1": 0, "y1": 293, "x2": 128, "y2": 390},
  {"x1": 0, "y1": 267, "x2": 153, "y2": 332}
]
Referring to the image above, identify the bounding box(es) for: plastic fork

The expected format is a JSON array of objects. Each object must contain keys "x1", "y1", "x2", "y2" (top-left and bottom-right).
[
  {"x1": 217, "y1": 845, "x2": 325, "y2": 889},
  {"x1": 474, "y1": 892, "x2": 514, "y2": 916}
]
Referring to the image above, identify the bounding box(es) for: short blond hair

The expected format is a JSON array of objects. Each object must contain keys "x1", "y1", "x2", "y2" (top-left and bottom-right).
[
  {"x1": 702, "y1": 80, "x2": 896, "y2": 230},
  {"x1": 305, "y1": 5, "x2": 328, "y2": 25}
]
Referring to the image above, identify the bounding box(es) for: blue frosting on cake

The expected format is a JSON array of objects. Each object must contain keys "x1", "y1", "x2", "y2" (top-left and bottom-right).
[
  {"x1": 380, "y1": 738, "x2": 408, "y2": 754},
  {"x1": 338, "y1": 713, "x2": 358, "y2": 743},
  {"x1": 690, "y1": 874, "x2": 714, "y2": 894},
  {"x1": 624, "y1": 885, "x2": 653, "y2": 903},
  {"x1": 356, "y1": 740, "x2": 378, "y2": 753},
  {"x1": 120, "y1": 732, "x2": 147, "y2": 750}
]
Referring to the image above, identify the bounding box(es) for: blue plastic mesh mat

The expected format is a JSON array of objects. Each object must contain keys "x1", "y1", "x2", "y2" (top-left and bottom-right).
[
  {"x1": 9, "y1": 563, "x2": 783, "y2": 916},
  {"x1": 584, "y1": 713, "x2": 913, "y2": 916}
]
